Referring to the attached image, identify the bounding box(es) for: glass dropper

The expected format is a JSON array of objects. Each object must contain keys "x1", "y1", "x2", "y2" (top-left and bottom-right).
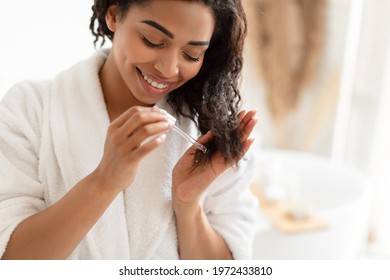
[{"x1": 165, "y1": 112, "x2": 208, "y2": 154}]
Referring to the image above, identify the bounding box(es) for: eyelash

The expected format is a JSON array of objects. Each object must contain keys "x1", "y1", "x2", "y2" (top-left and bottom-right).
[
  {"x1": 142, "y1": 36, "x2": 163, "y2": 48},
  {"x1": 183, "y1": 52, "x2": 200, "y2": 62},
  {"x1": 141, "y1": 36, "x2": 200, "y2": 63}
]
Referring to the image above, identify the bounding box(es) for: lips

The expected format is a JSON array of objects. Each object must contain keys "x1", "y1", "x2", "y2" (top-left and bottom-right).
[
  {"x1": 137, "y1": 68, "x2": 173, "y2": 91},
  {"x1": 142, "y1": 73, "x2": 168, "y2": 89}
]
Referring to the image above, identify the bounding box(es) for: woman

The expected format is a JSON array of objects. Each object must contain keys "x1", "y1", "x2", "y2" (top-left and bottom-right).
[{"x1": 0, "y1": 0, "x2": 258, "y2": 259}]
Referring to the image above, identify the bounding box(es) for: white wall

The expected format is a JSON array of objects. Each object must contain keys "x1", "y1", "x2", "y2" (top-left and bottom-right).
[{"x1": 0, "y1": 0, "x2": 98, "y2": 98}]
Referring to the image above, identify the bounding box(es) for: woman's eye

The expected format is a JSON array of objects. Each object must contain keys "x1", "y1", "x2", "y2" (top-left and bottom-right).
[
  {"x1": 142, "y1": 36, "x2": 163, "y2": 48},
  {"x1": 182, "y1": 52, "x2": 200, "y2": 62}
]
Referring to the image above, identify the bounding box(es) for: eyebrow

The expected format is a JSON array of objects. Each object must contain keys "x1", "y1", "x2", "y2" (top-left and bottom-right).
[
  {"x1": 141, "y1": 20, "x2": 174, "y2": 39},
  {"x1": 187, "y1": 40, "x2": 210, "y2": 46},
  {"x1": 140, "y1": 20, "x2": 210, "y2": 46}
]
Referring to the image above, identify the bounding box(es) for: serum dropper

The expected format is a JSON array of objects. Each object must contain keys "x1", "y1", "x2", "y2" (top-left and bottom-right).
[{"x1": 163, "y1": 111, "x2": 208, "y2": 154}]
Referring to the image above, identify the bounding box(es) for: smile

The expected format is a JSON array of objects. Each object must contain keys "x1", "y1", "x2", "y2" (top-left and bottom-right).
[{"x1": 140, "y1": 71, "x2": 169, "y2": 90}]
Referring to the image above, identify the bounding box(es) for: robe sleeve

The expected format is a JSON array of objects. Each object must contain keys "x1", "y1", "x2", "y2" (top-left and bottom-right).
[
  {"x1": 203, "y1": 152, "x2": 259, "y2": 260},
  {"x1": 0, "y1": 82, "x2": 45, "y2": 258}
]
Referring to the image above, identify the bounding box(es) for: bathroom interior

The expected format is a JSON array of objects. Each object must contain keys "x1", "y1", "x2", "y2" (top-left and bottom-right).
[
  {"x1": 1, "y1": 0, "x2": 390, "y2": 260},
  {"x1": 241, "y1": 0, "x2": 390, "y2": 259}
]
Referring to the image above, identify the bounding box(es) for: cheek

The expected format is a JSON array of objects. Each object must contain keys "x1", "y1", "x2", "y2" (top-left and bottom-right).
[
  {"x1": 114, "y1": 36, "x2": 153, "y2": 67},
  {"x1": 181, "y1": 64, "x2": 203, "y2": 81}
]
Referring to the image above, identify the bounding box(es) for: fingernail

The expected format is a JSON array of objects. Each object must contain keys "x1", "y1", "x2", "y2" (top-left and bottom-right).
[{"x1": 157, "y1": 134, "x2": 167, "y2": 142}]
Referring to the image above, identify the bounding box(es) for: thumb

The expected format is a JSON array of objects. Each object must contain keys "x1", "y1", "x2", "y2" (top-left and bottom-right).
[
  {"x1": 197, "y1": 130, "x2": 213, "y2": 145},
  {"x1": 187, "y1": 131, "x2": 212, "y2": 154}
]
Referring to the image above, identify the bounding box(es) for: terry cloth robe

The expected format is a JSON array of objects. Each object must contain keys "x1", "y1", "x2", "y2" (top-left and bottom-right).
[{"x1": 0, "y1": 49, "x2": 258, "y2": 259}]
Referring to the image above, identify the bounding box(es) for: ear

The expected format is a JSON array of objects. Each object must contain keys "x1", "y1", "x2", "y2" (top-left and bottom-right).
[{"x1": 105, "y1": 5, "x2": 119, "y2": 32}]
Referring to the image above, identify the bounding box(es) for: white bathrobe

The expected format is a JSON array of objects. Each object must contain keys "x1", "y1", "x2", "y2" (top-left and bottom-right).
[{"x1": 0, "y1": 50, "x2": 258, "y2": 259}]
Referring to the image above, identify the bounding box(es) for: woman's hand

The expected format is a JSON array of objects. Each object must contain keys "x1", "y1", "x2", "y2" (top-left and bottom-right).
[
  {"x1": 94, "y1": 106, "x2": 171, "y2": 194},
  {"x1": 172, "y1": 109, "x2": 258, "y2": 208}
]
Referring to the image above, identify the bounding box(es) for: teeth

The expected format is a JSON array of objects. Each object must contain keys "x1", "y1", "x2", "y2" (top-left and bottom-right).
[{"x1": 142, "y1": 72, "x2": 168, "y2": 89}]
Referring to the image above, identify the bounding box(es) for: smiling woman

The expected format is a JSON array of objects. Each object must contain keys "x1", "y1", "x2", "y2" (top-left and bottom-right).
[
  {"x1": 98, "y1": 1, "x2": 215, "y2": 114},
  {"x1": 0, "y1": 0, "x2": 259, "y2": 260}
]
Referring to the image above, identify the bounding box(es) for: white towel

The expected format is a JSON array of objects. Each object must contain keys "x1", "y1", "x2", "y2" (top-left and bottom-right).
[{"x1": 0, "y1": 49, "x2": 258, "y2": 259}]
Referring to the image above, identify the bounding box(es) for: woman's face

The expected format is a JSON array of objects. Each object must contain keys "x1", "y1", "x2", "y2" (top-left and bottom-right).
[{"x1": 107, "y1": 0, "x2": 215, "y2": 105}]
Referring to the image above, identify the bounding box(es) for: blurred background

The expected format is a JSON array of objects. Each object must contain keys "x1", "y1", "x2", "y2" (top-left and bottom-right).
[
  {"x1": 0, "y1": 0, "x2": 389, "y2": 259},
  {"x1": 242, "y1": 0, "x2": 390, "y2": 259}
]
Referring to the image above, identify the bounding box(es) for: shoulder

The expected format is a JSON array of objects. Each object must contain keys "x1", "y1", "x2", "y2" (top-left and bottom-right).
[
  {"x1": 0, "y1": 49, "x2": 108, "y2": 114},
  {"x1": 0, "y1": 80, "x2": 51, "y2": 119},
  {"x1": 53, "y1": 49, "x2": 108, "y2": 83},
  {"x1": 0, "y1": 81, "x2": 52, "y2": 148}
]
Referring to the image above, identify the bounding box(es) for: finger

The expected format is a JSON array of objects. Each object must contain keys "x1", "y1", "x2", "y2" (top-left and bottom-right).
[
  {"x1": 108, "y1": 106, "x2": 168, "y2": 150},
  {"x1": 111, "y1": 106, "x2": 150, "y2": 127},
  {"x1": 238, "y1": 109, "x2": 257, "y2": 134},
  {"x1": 128, "y1": 121, "x2": 172, "y2": 150},
  {"x1": 111, "y1": 105, "x2": 168, "y2": 128},
  {"x1": 237, "y1": 109, "x2": 247, "y2": 123},
  {"x1": 119, "y1": 110, "x2": 169, "y2": 139},
  {"x1": 197, "y1": 131, "x2": 213, "y2": 145},
  {"x1": 239, "y1": 109, "x2": 257, "y2": 127},
  {"x1": 242, "y1": 138, "x2": 255, "y2": 153},
  {"x1": 131, "y1": 133, "x2": 167, "y2": 162},
  {"x1": 238, "y1": 110, "x2": 257, "y2": 132},
  {"x1": 240, "y1": 117, "x2": 258, "y2": 142},
  {"x1": 182, "y1": 131, "x2": 212, "y2": 155}
]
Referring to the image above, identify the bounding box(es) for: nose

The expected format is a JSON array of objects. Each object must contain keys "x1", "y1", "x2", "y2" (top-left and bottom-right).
[{"x1": 153, "y1": 51, "x2": 180, "y2": 78}]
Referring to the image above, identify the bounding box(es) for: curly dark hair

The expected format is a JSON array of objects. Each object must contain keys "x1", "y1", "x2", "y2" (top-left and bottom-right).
[{"x1": 90, "y1": 0, "x2": 247, "y2": 164}]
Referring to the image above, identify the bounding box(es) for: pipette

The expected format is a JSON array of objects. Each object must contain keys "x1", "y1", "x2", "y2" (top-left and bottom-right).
[{"x1": 165, "y1": 112, "x2": 208, "y2": 154}]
